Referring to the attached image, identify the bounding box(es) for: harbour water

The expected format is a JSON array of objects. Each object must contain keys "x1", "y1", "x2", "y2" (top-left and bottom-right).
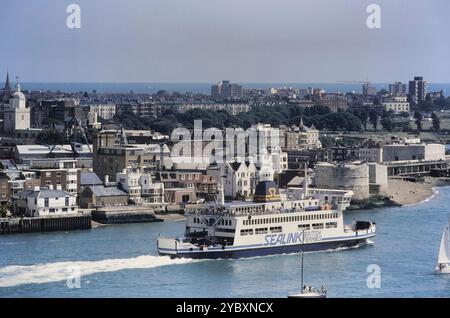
[{"x1": 1, "y1": 187, "x2": 450, "y2": 298}]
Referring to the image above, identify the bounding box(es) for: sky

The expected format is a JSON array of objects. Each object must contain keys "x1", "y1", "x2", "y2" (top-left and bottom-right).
[{"x1": 1, "y1": 0, "x2": 449, "y2": 83}]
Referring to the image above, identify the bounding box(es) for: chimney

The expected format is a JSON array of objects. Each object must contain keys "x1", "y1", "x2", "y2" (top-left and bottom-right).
[
  {"x1": 34, "y1": 186, "x2": 40, "y2": 191},
  {"x1": 48, "y1": 185, "x2": 54, "y2": 190},
  {"x1": 104, "y1": 175, "x2": 109, "y2": 185},
  {"x1": 56, "y1": 185, "x2": 62, "y2": 191}
]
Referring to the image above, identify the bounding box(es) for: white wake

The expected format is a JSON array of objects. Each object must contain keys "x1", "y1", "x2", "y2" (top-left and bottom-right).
[{"x1": 0, "y1": 255, "x2": 197, "y2": 288}]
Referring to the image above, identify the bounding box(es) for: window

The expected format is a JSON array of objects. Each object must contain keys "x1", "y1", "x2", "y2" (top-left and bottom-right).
[
  {"x1": 240, "y1": 229, "x2": 253, "y2": 236},
  {"x1": 312, "y1": 223, "x2": 324, "y2": 230},
  {"x1": 326, "y1": 222, "x2": 338, "y2": 229},
  {"x1": 44, "y1": 198, "x2": 49, "y2": 207},
  {"x1": 269, "y1": 226, "x2": 282, "y2": 233},
  {"x1": 298, "y1": 224, "x2": 310, "y2": 230},
  {"x1": 255, "y1": 228, "x2": 268, "y2": 235}
]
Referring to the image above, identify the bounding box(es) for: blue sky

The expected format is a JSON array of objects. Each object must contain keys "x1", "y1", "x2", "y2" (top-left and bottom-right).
[{"x1": 1, "y1": 0, "x2": 449, "y2": 83}]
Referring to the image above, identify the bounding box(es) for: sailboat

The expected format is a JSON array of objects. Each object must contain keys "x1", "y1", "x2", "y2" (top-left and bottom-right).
[
  {"x1": 435, "y1": 217, "x2": 450, "y2": 274},
  {"x1": 288, "y1": 230, "x2": 327, "y2": 298}
]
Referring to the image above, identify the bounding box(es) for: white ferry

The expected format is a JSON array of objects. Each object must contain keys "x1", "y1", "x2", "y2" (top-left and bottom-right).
[{"x1": 157, "y1": 179, "x2": 376, "y2": 259}]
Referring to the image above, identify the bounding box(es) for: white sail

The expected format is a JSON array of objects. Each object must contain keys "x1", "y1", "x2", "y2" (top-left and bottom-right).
[{"x1": 437, "y1": 223, "x2": 450, "y2": 265}]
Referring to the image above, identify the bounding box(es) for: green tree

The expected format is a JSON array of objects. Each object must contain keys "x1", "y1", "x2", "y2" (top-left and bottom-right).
[
  {"x1": 381, "y1": 117, "x2": 394, "y2": 132},
  {"x1": 369, "y1": 110, "x2": 378, "y2": 130},
  {"x1": 414, "y1": 111, "x2": 423, "y2": 131},
  {"x1": 431, "y1": 112, "x2": 440, "y2": 131}
]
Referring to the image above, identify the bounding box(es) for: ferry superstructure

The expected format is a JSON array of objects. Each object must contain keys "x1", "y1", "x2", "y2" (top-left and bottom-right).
[{"x1": 157, "y1": 180, "x2": 376, "y2": 259}]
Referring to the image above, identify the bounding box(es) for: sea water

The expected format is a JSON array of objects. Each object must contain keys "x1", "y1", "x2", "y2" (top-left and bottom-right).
[{"x1": 1, "y1": 187, "x2": 450, "y2": 297}]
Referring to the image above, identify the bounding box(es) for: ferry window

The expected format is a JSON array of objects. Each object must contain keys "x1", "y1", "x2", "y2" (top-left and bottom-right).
[
  {"x1": 255, "y1": 228, "x2": 268, "y2": 234},
  {"x1": 240, "y1": 229, "x2": 253, "y2": 236},
  {"x1": 326, "y1": 222, "x2": 338, "y2": 229},
  {"x1": 312, "y1": 223, "x2": 324, "y2": 230},
  {"x1": 298, "y1": 224, "x2": 310, "y2": 230},
  {"x1": 270, "y1": 226, "x2": 282, "y2": 233}
]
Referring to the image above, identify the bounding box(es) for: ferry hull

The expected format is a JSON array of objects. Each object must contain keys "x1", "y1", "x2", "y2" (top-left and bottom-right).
[{"x1": 158, "y1": 235, "x2": 373, "y2": 259}]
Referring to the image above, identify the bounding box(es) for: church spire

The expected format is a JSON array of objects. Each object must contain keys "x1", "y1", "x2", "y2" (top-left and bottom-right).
[{"x1": 4, "y1": 71, "x2": 11, "y2": 91}]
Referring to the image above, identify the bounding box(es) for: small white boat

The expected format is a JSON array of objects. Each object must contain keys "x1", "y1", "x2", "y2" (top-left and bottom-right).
[
  {"x1": 435, "y1": 217, "x2": 450, "y2": 274},
  {"x1": 288, "y1": 285, "x2": 327, "y2": 298},
  {"x1": 288, "y1": 230, "x2": 327, "y2": 298}
]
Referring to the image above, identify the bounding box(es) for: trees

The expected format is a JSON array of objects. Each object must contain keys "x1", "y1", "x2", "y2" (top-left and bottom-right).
[
  {"x1": 431, "y1": 112, "x2": 441, "y2": 131},
  {"x1": 369, "y1": 110, "x2": 378, "y2": 130},
  {"x1": 353, "y1": 110, "x2": 368, "y2": 130},
  {"x1": 414, "y1": 111, "x2": 423, "y2": 131},
  {"x1": 380, "y1": 110, "x2": 394, "y2": 132},
  {"x1": 381, "y1": 117, "x2": 394, "y2": 132}
]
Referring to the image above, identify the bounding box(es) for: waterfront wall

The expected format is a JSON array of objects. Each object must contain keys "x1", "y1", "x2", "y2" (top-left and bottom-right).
[
  {"x1": 91, "y1": 206, "x2": 162, "y2": 224},
  {"x1": 0, "y1": 215, "x2": 92, "y2": 234}
]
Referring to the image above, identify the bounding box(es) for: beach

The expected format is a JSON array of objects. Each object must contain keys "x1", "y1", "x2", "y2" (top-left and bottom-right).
[{"x1": 387, "y1": 177, "x2": 450, "y2": 206}]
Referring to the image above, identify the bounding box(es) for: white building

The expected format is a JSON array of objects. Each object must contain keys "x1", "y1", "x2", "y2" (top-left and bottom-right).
[
  {"x1": 84, "y1": 103, "x2": 116, "y2": 120},
  {"x1": 382, "y1": 95, "x2": 410, "y2": 113},
  {"x1": 177, "y1": 103, "x2": 250, "y2": 115},
  {"x1": 116, "y1": 169, "x2": 164, "y2": 205},
  {"x1": 12, "y1": 186, "x2": 78, "y2": 217},
  {"x1": 3, "y1": 83, "x2": 30, "y2": 133},
  {"x1": 208, "y1": 160, "x2": 258, "y2": 200}
]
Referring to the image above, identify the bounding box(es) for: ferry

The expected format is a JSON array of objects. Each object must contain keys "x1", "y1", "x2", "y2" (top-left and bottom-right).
[{"x1": 157, "y1": 178, "x2": 376, "y2": 259}]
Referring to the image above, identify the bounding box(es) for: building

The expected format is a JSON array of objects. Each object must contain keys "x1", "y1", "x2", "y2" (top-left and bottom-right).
[
  {"x1": 82, "y1": 103, "x2": 116, "y2": 120},
  {"x1": 156, "y1": 170, "x2": 217, "y2": 197},
  {"x1": 362, "y1": 83, "x2": 377, "y2": 96},
  {"x1": 33, "y1": 99, "x2": 81, "y2": 128},
  {"x1": 127, "y1": 102, "x2": 161, "y2": 118},
  {"x1": 389, "y1": 82, "x2": 407, "y2": 96},
  {"x1": 211, "y1": 80, "x2": 243, "y2": 99},
  {"x1": 382, "y1": 143, "x2": 445, "y2": 162},
  {"x1": 0, "y1": 172, "x2": 11, "y2": 205},
  {"x1": 14, "y1": 144, "x2": 92, "y2": 168},
  {"x1": 358, "y1": 147, "x2": 383, "y2": 163},
  {"x1": 27, "y1": 159, "x2": 79, "y2": 195},
  {"x1": 164, "y1": 188, "x2": 197, "y2": 204},
  {"x1": 12, "y1": 186, "x2": 78, "y2": 217},
  {"x1": 408, "y1": 76, "x2": 428, "y2": 104},
  {"x1": 316, "y1": 94, "x2": 348, "y2": 112},
  {"x1": 79, "y1": 185, "x2": 128, "y2": 208},
  {"x1": 93, "y1": 144, "x2": 171, "y2": 182},
  {"x1": 283, "y1": 119, "x2": 321, "y2": 150},
  {"x1": 176, "y1": 103, "x2": 250, "y2": 116},
  {"x1": 116, "y1": 169, "x2": 164, "y2": 205},
  {"x1": 79, "y1": 171, "x2": 103, "y2": 192},
  {"x1": 207, "y1": 160, "x2": 258, "y2": 200},
  {"x1": 3, "y1": 82, "x2": 30, "y2": 134},
  {"x1": 382, "y1": 95, "x2": 410, "y2": 113}
]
